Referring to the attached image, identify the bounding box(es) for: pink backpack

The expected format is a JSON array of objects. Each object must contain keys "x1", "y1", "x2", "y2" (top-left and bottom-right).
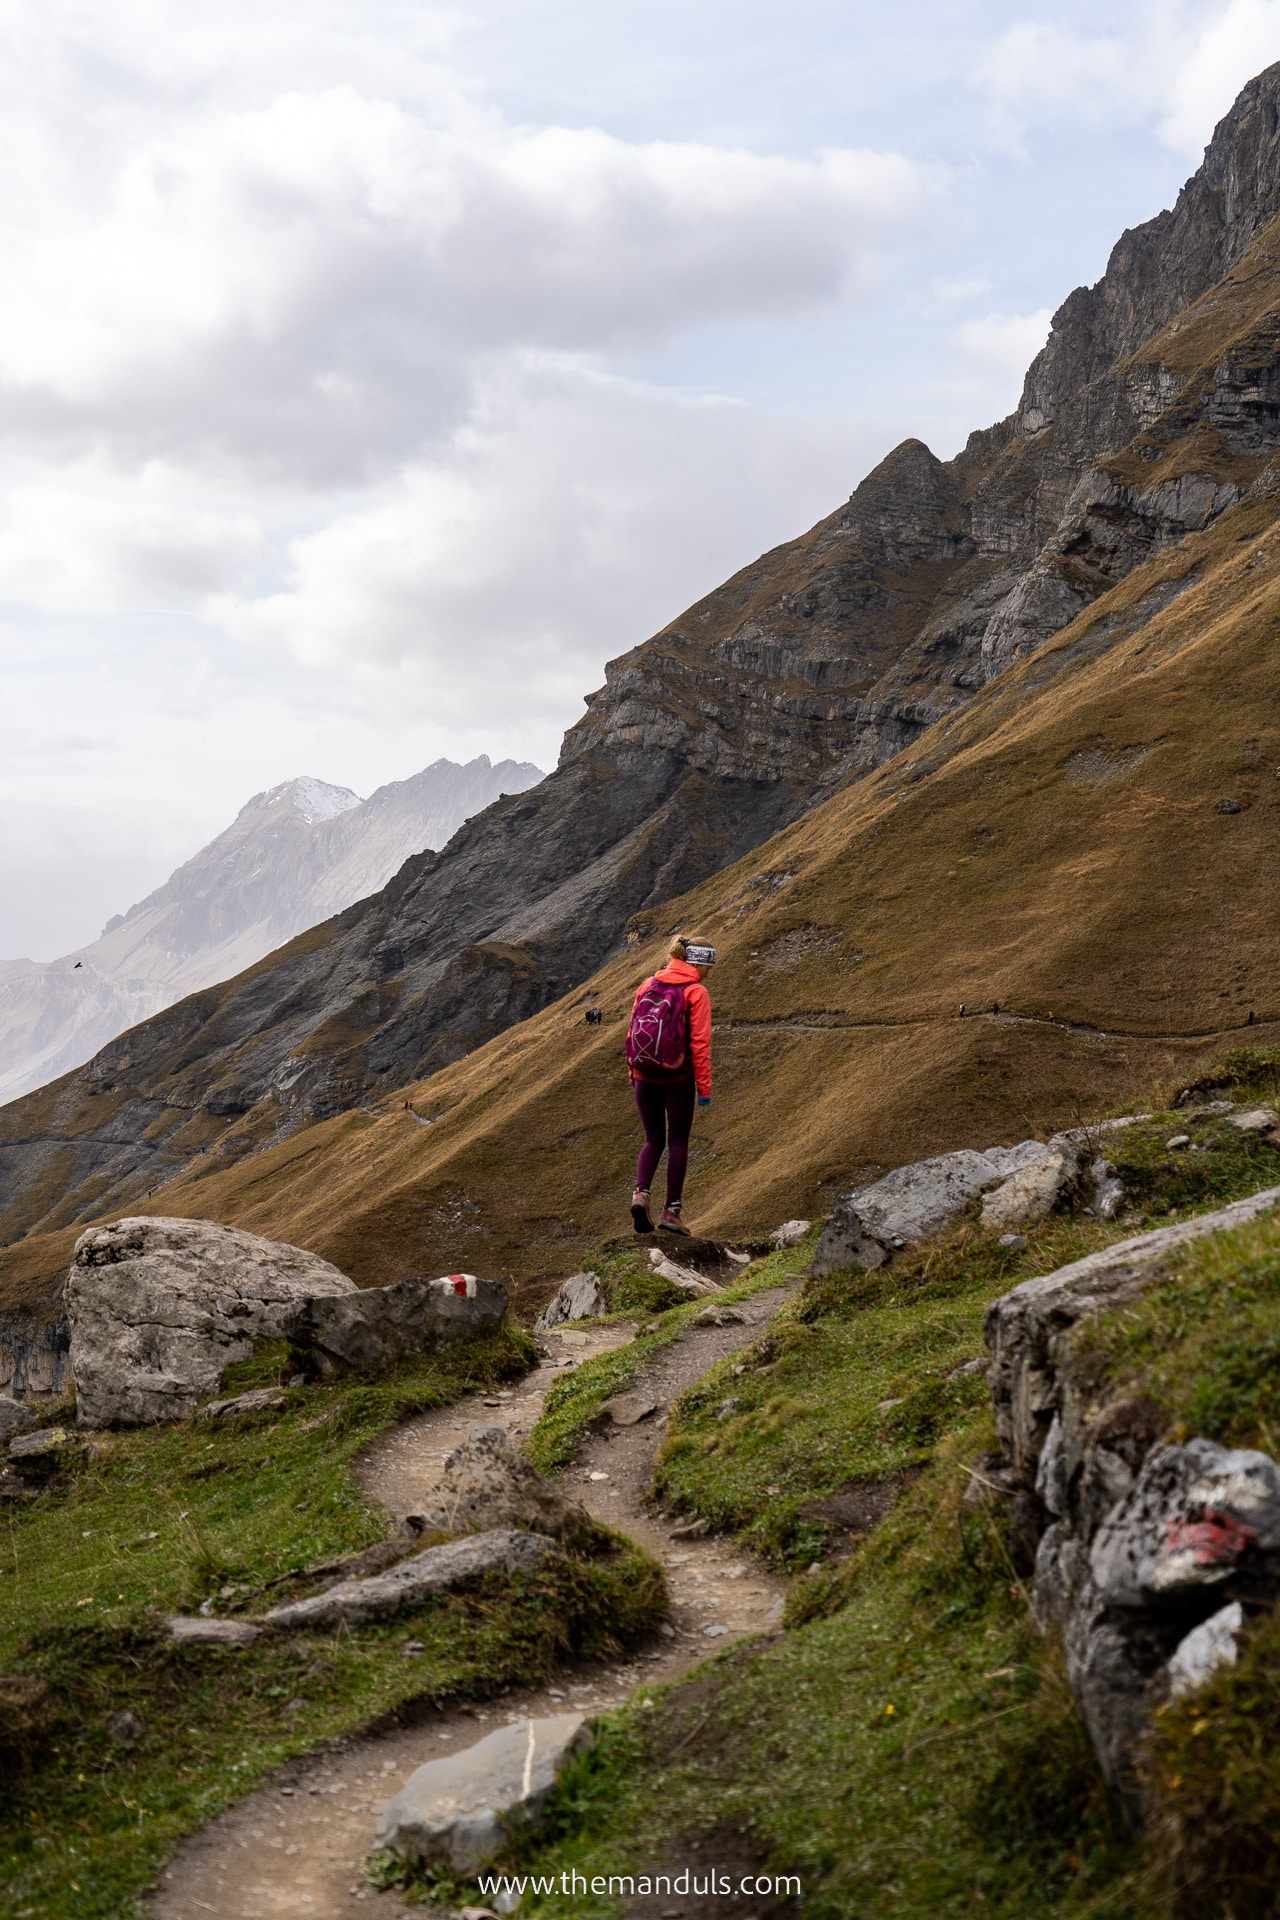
[{"x1": 626, "y1": 976, "x2": 688, "y2": 1073}]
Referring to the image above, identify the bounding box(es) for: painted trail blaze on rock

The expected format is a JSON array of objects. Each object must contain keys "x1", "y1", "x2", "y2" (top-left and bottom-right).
[
  {"x1": 375, "y1": 1713, "x2": 592, "y2": 1872},
  {"x1": 1162, "y1": 1506, "x2": 1259, "y2": 1568}
]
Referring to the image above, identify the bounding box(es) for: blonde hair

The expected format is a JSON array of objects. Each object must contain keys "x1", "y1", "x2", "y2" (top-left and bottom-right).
[{"x1": 669, "y1": 935, "x2": 707, "y2": 961}]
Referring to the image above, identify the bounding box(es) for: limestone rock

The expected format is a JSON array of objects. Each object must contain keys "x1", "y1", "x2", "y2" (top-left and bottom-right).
[
  {"x1": 375, "y1": 1713, "x2": 592, "y2": 1871},
  {"x1": 163, "y1": 1616, "x2": 261, "y2": 1648},
  {"x1": 598, "y1": 1393, "x2": 660, "y2": 1427},
  {"x1": 195, "y1": 1388, "x2": 287, "y2": 1423},
  {"x1": 1089, "y1": 1439, "x2": 1280, "y2": 1607},
  {"x1": 770, "y1": 1221, "x2": 811, "y2": 1249},
  {"x1": 66, "y1": 1217, "x2": 355, "y2": 1429},
  {"x1": 980, "y1": 1149, "x2": 1073, "y2": 1230},
  {"x1": 0, "y1": 1402, "x2": 36, "y2": 1444},
  {"x1": 407, "y1": 1426, "x2": 586, "y2": 1540},
  {"x1": 279, "y1": 1273, "x2": 506, "y2": 1373},
  {"x1": 1166, "y1": 1601, "x2": 1244, "y2": 1699},
  {"x1": 646, "y1": 1249, "x2": 720, "y2": 1295},
  {"x1": 263, "y1": 1529, "x2": 555, "y2": 1631},
  {"x1": 535, "y1": 1273, "x2": 607, "y2": 1330},
  {"x1": 1228, "y1": 1106, "x2": 1279, "y2": 1132},
  {"x1": 813, "y1": 1140, "x2": 1063, "y2": 1275},
  {"x1": 984, "y1": 1186, "x2": 1280, "y2": 1483}
]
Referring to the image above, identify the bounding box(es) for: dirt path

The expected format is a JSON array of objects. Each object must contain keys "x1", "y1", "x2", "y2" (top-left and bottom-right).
[{"x1": 150, "y1": 1293, "x2": 793, "y2": 1920}]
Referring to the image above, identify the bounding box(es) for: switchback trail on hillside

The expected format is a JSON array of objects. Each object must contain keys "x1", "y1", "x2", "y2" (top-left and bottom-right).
[{"x1": 149, "y1": 1285, "x2": 796, "y2": 1920}]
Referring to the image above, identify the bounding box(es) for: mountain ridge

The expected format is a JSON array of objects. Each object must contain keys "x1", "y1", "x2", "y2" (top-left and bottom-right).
[
  {"x1": 3, "y1": 64, "x2": 1280, "y2": 1270},
  {"x1": 0, "y1": 755, "x2": 541, "y2": 1105}
]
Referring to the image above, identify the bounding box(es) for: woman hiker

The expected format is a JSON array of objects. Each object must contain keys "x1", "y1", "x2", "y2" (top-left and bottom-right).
[{"x1": 626, "y1": 935, "x2": 715, "y2": 1236}]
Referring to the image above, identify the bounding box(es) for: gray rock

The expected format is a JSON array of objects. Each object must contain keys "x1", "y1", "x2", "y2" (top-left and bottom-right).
[
  {"x1": 196, "y1": 1388, "x2": 287, "y2": 1422},
  {"x1": 980, "y1": 1149, "x2": 1073, "y2": 1230},
  {"x1": 535, "y1": 1273, "x2": 607, "y2": 1330},
  {"x1": 1090, "y1": 1439, "x2": 1280, "y2": 1607},
  {"x1": 1228, "y1": 1106, "x2": 1279, "y2": 1132},
  {"x1": 407, "y1": 1427, "x2": 586, "y2": 1540},
  {"x1": 984, "y1": 1186, "x2": 1280, "y2": 1483},
  {"x1": 0, "y1": 1401, "x2": 36, "y2": 1443},
  {"x1": 375, "y1": 1713, "x2": 592, "y2": 1871},
  {"x1": 279, "y1": 1273, "x2": 507, "y2": 1373},
  {"x1": 1089, "y1": 1157, "x2": 1126, "y2": 1219},
  {"x1": 598, "y1": 1393, "x2": 660, "y2": 1427},
  {"x1": 107, "y1": 1708, "x2": 146, "y2": 1745},
  {"x1": 769, "y1": 1221, "x2": 811, "y2": 1249},
  {"x1": 163, "y1": 1615, "x2": 261, "y2": 1647},
  {"x1": 263, "y1": 1529, "x2": 556, "y2": 1631},
  {"x1": 646, "y1": 1249, "x2": 720, "y2": 1295},
  {"x1": 8, "y1": 1426, "x2": 85, "y2": 1470},
  {"x1": 814, "y1": 1140, "x2": 1067, "y2": 1276},
  {"x1": 67, "y1": 1217, "x2": 356, "y2": 1429},
  {"x1": 1165, "y1": 1601, "x2": 1243, "y2": 1699}
]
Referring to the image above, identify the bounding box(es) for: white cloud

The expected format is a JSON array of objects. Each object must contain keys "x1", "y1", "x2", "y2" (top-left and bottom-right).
[{"x1": 972, "y1": 3, "x2": 1280, "y2": 158}]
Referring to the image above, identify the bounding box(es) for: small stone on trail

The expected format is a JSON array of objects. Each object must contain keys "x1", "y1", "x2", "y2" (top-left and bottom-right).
[
  {"x1": 703, "y1": 1624, "x2": 729, "y2": 1637},
  {"x1": 598, "y1": 1392, "x2": 660, "y2": 1427},
  {"x1": 535, "y1": 1272, "x2": 608, "y2": 1330}
]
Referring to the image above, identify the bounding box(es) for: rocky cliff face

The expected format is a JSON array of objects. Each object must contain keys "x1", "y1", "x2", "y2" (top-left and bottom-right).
[
  {"x1": 5, "y1": 65, "x2": 1280, "y2": 1247},
  {"x1": 0, "y1": 756, "x2": 540, "y2": 1105}
]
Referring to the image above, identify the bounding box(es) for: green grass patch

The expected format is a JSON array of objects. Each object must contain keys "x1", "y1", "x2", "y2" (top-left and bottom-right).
[
  {"x1": 1101, "y1": 1108, "x2": 1280, "y2": 1222},
  {"x1": 526, "y1": 1240, "x2": 815, "y2": 1477},
  {"x1": 0, "y1": 1328, "x2": 665, "y2": 1919}
]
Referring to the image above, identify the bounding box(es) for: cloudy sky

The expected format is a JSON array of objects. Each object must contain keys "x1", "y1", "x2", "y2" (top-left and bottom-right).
[{"x1": 3, "y1": 0, "x2": 1278, "y2": 958}]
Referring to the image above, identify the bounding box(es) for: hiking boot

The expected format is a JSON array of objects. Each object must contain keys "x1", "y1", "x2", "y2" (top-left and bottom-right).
[
  {"x1": 658, "y1": 1204, "x2": 691, "y2": 1236},
  {"x1": 630, "y1": 1188, "x2": 654, "y2": 1234}
]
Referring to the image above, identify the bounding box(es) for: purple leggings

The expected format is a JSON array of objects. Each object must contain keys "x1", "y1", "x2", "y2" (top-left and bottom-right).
[{"x1": 634, "y1": 1077, "x2": 696, "y2": 1205}]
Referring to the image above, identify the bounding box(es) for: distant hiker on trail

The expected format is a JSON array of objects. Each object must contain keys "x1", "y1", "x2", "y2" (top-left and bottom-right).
[{"x1": 626, "y1": 935, "x2": 715, "y2": 1237}]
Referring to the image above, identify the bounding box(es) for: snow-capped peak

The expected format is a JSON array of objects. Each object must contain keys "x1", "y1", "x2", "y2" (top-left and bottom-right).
[{"x1": 286, "y1": 777, "x2": 363, "y2": 824}]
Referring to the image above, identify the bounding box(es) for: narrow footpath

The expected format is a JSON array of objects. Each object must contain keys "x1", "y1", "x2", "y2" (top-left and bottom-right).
[{"x1": 150, "y1": 1285, "x2": 795, "y2": 1920}]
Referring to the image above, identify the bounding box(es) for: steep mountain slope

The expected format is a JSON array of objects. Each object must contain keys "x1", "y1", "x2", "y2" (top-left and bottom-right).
[
  {"x1": 0, "y1": 756, "x2": 540, "y2": 1104},
  {"x1": 4, "y1": 63, "x2": 1280, "y2": 1262}
]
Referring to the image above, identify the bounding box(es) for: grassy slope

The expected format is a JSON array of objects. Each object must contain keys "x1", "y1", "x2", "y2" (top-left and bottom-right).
[
  {"x1": 5, "y1": 242, "x2": 1280, "y2": 1307},
  {"x1": 0, "y1": 1333, "x2": 665, "y2": 1920},
  {"x1": 15, "y1": 477, "x2": 1267, "y2": 1304},
  {"x1": 467, "y1": 1097, "x2": 1280, "y2": 1920}
]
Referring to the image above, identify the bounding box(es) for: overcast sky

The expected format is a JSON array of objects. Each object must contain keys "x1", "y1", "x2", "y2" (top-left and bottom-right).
[{"x1": 3, "y1": 0, "x2": 1278, "y2": 958}]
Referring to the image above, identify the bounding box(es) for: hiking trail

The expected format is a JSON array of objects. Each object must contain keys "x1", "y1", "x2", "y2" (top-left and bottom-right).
[{"x1": 149, "y1": 1282, "x2": 796, "y2": 1919}]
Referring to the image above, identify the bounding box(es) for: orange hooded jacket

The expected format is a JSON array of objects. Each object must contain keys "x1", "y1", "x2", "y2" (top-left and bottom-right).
[{"x1": 630, "y1": 959, "x2": 712, "y2": 1098}]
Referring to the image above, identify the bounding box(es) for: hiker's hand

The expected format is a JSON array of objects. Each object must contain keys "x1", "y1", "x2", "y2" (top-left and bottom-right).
[{"x1": 697, "y1": 1094, "x2": 711, "y2": 1106}]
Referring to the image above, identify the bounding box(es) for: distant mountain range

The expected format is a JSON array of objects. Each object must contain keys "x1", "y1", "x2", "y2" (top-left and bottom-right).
[{"x1": 0, "y1": 756, "x2": 542, "y2": 1102}]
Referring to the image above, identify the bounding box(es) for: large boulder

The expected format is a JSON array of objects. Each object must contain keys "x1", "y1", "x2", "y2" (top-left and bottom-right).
[
  {"x1": 410, "y1": 1424, "x2": 588, "y2": 1540},
  {"x1": 67, "y1": 1217, "x2": 356, "y2": 1429},
  {"x1": 278, "y1": 1272, "x2": 506, "y2": 1372},
  {"x1": 813, "y1": 1140, "x2": 1077, "y2": 1275},
  {"x1": 263, "y1": 1528, "x2": 555, "y2": 1631},
  {"x1": 375, "y1": 1713, "x2": 591, "y2": 1871},
  {"x1": 980, "y1": 1184, "x2": 1280, "y2": 1825}
]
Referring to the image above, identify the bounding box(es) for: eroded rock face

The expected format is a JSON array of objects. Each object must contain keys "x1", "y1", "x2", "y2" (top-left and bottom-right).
[
  {"x1": 813, "y1": 1139, "x2": 1079, "y2": 1275},
  {"x1": 535, "y1": 1272, "x2": 607, "y2": 1329},
  {"x1": 982, "y1": 1185, "x2": 1280, "y2": 1823},
  {"x1": 66, "y1": 1217, "x2": 355, "y2": 1429},
  {"x1": 375, "y1": 1713, "x2": 592, "y2": 1872},
  {"x1": 408, "y1": 1424, "x2": 587, "y2": 1541},
  {"x1": 278, "y1": 1272, "x2": 506, "y2": 1373},
  {"x1": 11, "y1": 71, "x2": 1280, "y2": 1244},
  {"x1": 262, "y1": 1528, "x2": 555, "y2": 1632}
]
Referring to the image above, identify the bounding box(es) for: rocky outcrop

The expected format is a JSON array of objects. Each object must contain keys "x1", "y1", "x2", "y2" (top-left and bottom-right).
[
  {"x1": 66, "y1": 1217, "x2": 356, "y2": 1428},
  {"x1": 406, "y1": 1424, "x2": 588, "y2": 1541},
  {"x1": 262, "y1": 1528, "x2": 556, "y2": 1632},
  {"x1": 8, "y1": 68, "x2": 1280, "y2": 1246},
  {"x1": 0, "y1": 1311, "x2": 71, "y2": 1404},
  {"x1": 812, "y1": 1138, "x2": 1082, "y2": 1275},
  {"x1": 279, "y1": 1272, "x2": 507, "y2": 1374},
  {"x1": 375, "y1": 1713, "x2": 592, "y2": 1872},
  {"x1": 535, "y1": 1271, "x2": 608, "y2": 1329},
  {"x1": 981, "y1": 1185, "x2": 1280, "y2": 1823}
]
